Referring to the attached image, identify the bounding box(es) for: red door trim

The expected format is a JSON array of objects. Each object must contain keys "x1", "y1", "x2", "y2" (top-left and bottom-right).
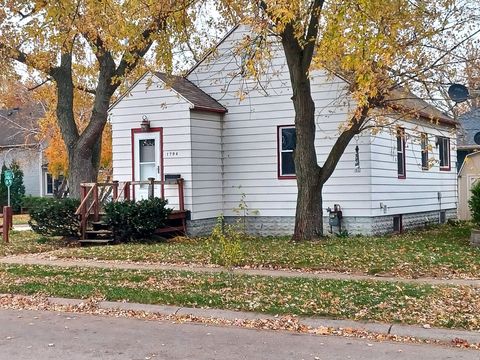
[{"x1": 131, "y1": 127, "x2": 164, "y2": 200}]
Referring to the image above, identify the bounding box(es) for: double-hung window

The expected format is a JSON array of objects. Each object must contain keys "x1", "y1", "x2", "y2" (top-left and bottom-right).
[
  {"x1": 438, "y1": 136, "x2": 450, "y2": 171},
  {"x1": 45, "y1": 173, "x2": 64, "y2": 196},
  {"x1": 421, "y1": 133, "x2": 429, "y2": 170},
  {"x1": 397, "y1": 128, "x2": 406, "y2": 178},
  {"x1": 278, "y1": 125, "x2": 296, "y2": 178},
  {"x1": 45, "y1": 173, "x2": 54, "y2": 195}
]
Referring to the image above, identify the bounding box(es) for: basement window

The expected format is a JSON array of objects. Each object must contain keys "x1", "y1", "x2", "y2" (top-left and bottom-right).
[
  {"x1": 440, "y1": 211, "x2": 446, "y2": 224},
  {"x1": 393, "y1": 215, "x2": 403, "y2": 233}
]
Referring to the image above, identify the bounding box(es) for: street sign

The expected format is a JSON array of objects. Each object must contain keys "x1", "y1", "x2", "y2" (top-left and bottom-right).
[{"x1": 3, "y1": 170, "x2": 14, "y2": 187}]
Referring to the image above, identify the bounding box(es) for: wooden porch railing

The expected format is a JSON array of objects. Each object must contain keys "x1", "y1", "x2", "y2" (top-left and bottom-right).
[
  {"x1": 0, "y1": 206, "x2": 12, "y2": 243},
  {"x1": 76, "y1": 178, "x2": 185, "y2": 239}
]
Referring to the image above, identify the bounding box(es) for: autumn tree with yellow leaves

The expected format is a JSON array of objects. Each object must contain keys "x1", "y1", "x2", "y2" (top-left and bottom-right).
[
  {"x1": 221, "y1": 0, "x2": 479, "y2": 240},
  {"x1": 0, "y1": 0, "x2": 205, "y2": 197}
]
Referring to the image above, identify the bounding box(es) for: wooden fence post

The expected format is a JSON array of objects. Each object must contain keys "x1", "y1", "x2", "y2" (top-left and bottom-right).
[
  {"x1": 124, "y1": 182, "x2": 131, "y2": 201},
  {"x1": 93, "y1": 185, "x2": 99, "y2": 222},
  {"x1": 112, "y1": 181, "x2": 119, "y2": 201},
  {"x1": 148, "y1": 177, "x2": 155, "y2": 199},
  {"x1": 2, "y1": 206, "x2": 10, "y2": 243},
  {"x1": 177, "y1": 178, "x2": 185, "y2": 212},
  {"x1": 80, "y1": 185, "x2": 87, "y2": 240},
  {"x1": 7, "y1": 206, "x2": 12, "y2": 230}
]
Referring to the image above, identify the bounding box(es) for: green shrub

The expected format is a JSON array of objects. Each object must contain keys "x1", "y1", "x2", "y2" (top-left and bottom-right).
[
  {"x1": 28, "y1": 197, "x2": 80, "y2": 237},
  {"x1": 0, "y1": 161, "x2": 26, "y2": 213},
  {"x1": 104, "y1": 197, "x2": 172, "y2": 242},
  {"x1": 469, "y1": 182, "x2": 480, "y2": 227},
  {"x1": 208, "y1": 215, "x2": 244, "y2": 268}
]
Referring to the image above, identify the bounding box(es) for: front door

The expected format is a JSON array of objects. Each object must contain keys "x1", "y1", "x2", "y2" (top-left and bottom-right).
[{"x1": 133, "y1": 131, "x2": 161, "y2": 200}]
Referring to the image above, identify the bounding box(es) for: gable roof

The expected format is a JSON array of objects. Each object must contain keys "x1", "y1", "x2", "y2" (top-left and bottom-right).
[
  {"x1": 384, "y1": 87, "x2": 456, "y2": 127},
  {"x1": 186, "y1": 25, "x2": 455, "y2": 127},
  {"x1": 0, "y1": 104, "x2": 43, "y2": 147},
  {"x1": 154, "y1": 72, "x2": 227, "y2": 113}
]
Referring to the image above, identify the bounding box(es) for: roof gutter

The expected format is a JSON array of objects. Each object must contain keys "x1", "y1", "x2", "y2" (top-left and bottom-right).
[
  {"x1": 192, "y1": 105, "x2": 228, "y2": 114},
  {"x1": 0, "y1": 143, "x2": 39, "y2": 149},
  {"x1": 386, "y1": 103, "x2": 457, "y2": 128}
]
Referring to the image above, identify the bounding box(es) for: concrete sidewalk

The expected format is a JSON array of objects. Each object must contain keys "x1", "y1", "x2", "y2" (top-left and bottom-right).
[
  {"x1": 24, "y1": 295, "x2": 480, "y2": 346},
  {"x1": 1, "y1": 254, "x2": 479, "y2": 288}
]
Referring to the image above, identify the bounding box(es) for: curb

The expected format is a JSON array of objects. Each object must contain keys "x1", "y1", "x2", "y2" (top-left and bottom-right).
[{"x1": 47, "y1": 296, "x2": 480, "y2": 345}]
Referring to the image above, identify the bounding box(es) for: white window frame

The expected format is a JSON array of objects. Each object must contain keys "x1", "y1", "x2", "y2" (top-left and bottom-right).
[{"x1": 45, "y1": 172, "x2": 54, "y2": 195}]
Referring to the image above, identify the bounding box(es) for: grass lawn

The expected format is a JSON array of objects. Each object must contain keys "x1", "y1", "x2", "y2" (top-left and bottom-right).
[
  {"x1": 12, "y1": 214, "x2": 30, "y2": 225},
  {"x1": 0, "y1": 231, "x2": 64, "y2": 256},
  {"x1": 0, "y1": 264, "x2": 478, "y2": 330},
  {"x1": 53, "y1": 223, "x2": 480, "y2": 279},
  {"x1": 0, "y1": 214, "x2": 30, "y2": 226}
]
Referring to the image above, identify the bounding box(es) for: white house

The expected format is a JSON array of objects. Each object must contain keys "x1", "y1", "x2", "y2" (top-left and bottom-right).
[
  {"x1": 0, "y1": 104, "x2": 55, "y2": 198},
  {"x1": 108, "y1": 26, "x2": 457, "y2": 236}
]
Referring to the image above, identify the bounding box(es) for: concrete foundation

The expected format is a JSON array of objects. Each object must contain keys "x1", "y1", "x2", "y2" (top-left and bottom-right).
[{"x1": 186, "y1": 209, "x2": 457, "y2": 237}]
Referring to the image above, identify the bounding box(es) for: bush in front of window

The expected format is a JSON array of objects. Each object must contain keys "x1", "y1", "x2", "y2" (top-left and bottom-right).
[
  {"x1": 469, "y1": 182, "x2": 480, "y2": 228},
  {"x1": 104, "y1": 197, "x2": 172, "y2": 242},
  {"x1": 27, "y1": 197, "x2": 80, "y2": 237}
]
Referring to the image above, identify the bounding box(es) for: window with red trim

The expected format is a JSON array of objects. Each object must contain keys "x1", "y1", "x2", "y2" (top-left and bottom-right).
[
  {"x1": 438, "y1": 136, "x2": 450, "y2": 171},
  {"x1": 278, "y1": 126, "x2": 296, "y2": 178},
  {"x1": 397, "y1": 128, "x2": 406, "y2": 178},
  {"x1": 421, "y1": 133, "x2": 429, "y2": 170}
]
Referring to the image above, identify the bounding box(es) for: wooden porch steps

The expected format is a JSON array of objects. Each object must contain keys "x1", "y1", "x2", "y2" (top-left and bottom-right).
[
  {"x1": 77, "y1": 179, "x2": 187, "y2": 246},
  {"x1": 79, "y1": 238, "x2": 114, "y2": 245},
  {"x1": 79, "y1": 211, "x2": 187, "y2": 246}
]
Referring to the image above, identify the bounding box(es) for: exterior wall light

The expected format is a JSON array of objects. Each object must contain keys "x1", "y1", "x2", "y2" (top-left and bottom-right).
[{"x1": 141, "y1": 115, "x2": 150, "y2": 132}]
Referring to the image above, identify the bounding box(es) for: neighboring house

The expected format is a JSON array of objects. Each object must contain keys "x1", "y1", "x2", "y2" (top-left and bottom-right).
[
  {"x1": 457, "y1": 108, "x2": 480, "y2": 220},
  {"x1": 457, "y1": 107, "x2": 480, "y2": 171},
  {"x1": 109, "y1": 26, "x2": 457, "y2": 236},
  {"x1": 0, "y1": 104, "x2": 55, "y2": 197},
  {"x1": 458, "y1": 151, "x2": 480, "y2": 220}
]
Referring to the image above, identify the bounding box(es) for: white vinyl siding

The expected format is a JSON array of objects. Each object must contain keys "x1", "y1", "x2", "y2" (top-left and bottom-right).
[
  {"x1": 109, "y1": 26, "x2": 457, "y2": 233},
  {"x1": 188, "y1": 25, "x2": 373, "y2": 218},
  {"x1": 190, "y1": 111, "x2": 223, "y2": 220},
  {"x1": 109, "y1": 73, "x2": 193, "y2": 211},
  {"x1": 369, "y1": 122, "x2": 457, "y2": 217}
]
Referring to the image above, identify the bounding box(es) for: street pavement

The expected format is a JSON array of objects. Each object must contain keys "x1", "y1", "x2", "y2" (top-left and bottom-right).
[{"x1": 0, "y1": 308, "x2": 477, "y2": 360}]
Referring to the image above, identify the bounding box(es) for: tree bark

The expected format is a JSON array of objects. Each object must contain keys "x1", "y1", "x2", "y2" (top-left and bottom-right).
[
  {"x1": 50, "y1": 52, "x2": 115, "y2": 198},
  {"x1": 280, "y1": 18, "x2": 372, "y2": 240},
  {"x1": 281, "y1": 26, "x2": 323, "y2": 240},
  {"x1": 291, "y1": 74, "x2": 323, "y2": 240}
]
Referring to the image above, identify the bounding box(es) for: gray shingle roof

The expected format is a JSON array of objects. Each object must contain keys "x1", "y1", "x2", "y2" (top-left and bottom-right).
[
  {"x1": 154, "y1": 72, "x2": 227, "y2": 113},
  {"x1": 0, "y1": 104, "x2": 43, "y2": 147},
  {"x1": 385, "y1": 87, "x2": 456, "y2": 127},
  {"x1": 458, "y1": 107, "x2": 480, "y2": 147}
]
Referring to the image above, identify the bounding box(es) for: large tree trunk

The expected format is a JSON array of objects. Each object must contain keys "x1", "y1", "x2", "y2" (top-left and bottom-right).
[
  {"x1": 51, "y1": 52, "x2": 113, "y2": 198},
  {"x1": 68, "y1": 147, "x2": 99, "y2": 198},
  {"x1": 282, "y1": 26, "x2": 323, "y2": 241},
  {"x1": 291, "y1": 78, "x2": 324, "y2": 240}
]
